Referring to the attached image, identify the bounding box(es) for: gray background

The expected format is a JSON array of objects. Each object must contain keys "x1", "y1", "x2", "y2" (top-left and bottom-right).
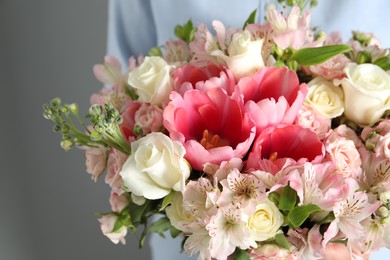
[
  {"x1": 0, "y1": 1, "x2": 155, "y2": 259},
  {"x1": 1, "y1": 1, "x2": 389, "y2": 260}
]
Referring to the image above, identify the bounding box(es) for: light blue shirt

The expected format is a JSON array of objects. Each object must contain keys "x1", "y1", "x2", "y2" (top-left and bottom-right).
[{"x1": 107, "y1": 1, "x2": 390, "y2": 259}]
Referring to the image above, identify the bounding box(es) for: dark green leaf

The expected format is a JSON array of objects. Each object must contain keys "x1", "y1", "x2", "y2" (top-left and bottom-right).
[
  {"x1": 170, "y1": 226, "x2": 181, "y2": 238},
  {"x1": 268, "y1": 192, "x2": 280, "y2": 207},
  {"x1": 242, "y1": 9, "x2": 257, "y2": 29},
  {"x1": 129, "y1": 200, "x2": 150, "y2": 225},
  {"x1": 279, "y1": 184, "x2": 297, "y2": 211},
  {"x1": 288, "y1": 204, "x2": 321, "y2": 228},
  {"x1": 150, "y1": 217, "x2": 172, "y2": 238},
  {"x1": 234, "y1": 249, "x2": 250, "y2": 260},
  {"x1": 274, "y1": 233, "x2": 293, "y2": 250},
  {"x1": 374, "y1": 56, "x2": 390, "y2": 71},
  {"x1": 160, "y1": 191, "x2": 176, "y2": 211},
  {"x1": 290, "y1": 45, "x2": 352, "y2": 66},
  {"x1": 139, "y1": 223, "x2": 148, "y2": 248}
]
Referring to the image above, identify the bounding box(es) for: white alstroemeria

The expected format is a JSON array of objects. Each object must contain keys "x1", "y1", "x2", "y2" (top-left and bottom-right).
[
  {"x1": 323, "y1": 191, "x2": 380, "y2": 246},
  {"x1": 183, "y1": 219, "x2": 212, "y2": 260},
  {"x1": 207, "y1": 205, "x2": 257, "y2": 259}
]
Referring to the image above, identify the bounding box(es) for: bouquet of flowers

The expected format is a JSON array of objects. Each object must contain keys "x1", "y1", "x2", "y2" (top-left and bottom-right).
[{"x1": 43, "y1": 1, "x2": 390, "y2": 259}]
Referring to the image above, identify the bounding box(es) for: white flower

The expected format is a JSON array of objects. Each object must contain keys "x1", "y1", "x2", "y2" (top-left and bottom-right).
[
  {"x1": 127, "y1": 56, "x2": 173, "y2": 106},
  {"x1": 247, "y1": 199, "x2": 284, "y2": 241},
  {"x1": 212, "y1": 30, "x2": 264, "y2": 80},
  {"x1": 305, "y1": 77, "x2": 344, "y2": 118},
  {"x1": 337, "y1": 63, "x2": 390, "y2": 125},
  {"x1": 120, "y1": 132, "x2": 190, "y2": 200},
  {"x1": 165, "y1": 192, "x2": 195, "y2": 233},
  {"x1": 98, "y1": 214, "x2": 127, "y2": 245}
]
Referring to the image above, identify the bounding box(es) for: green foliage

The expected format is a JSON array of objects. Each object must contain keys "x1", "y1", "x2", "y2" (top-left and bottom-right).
[
  {"x1": 175, "y1": 20, "x2": 196, "y2": 44},
  {"x1": 287, "y1": 204, "x2": 321, "y2": 228},
  {"x1": 233, "y1": 249, "x2": 250, "y2": 260},
  {"x1": 278, "y1": 184, "x2": 297, "y2": 211},
  {"x1": 242, "y1": 9, "x2": 257, "y2": 29},
  {"x1": 160, "y1": 191, "x2": 176, "y2": 211},
  {"x1": 148, "y1": 47, "x2": 163, "y2": 57},
  {"x1": 274, "y1": 233, "x2": 293, "y2": 250},
  {"x1": 374, "y1": 55, "x2": 390, "y2": 71},
  {"x1": 289, "y1": 45, "x2": 352, "y2": 66}
]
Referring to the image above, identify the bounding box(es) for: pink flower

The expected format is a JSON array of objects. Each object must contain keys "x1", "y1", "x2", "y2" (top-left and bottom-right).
[
  {"x1": 295, "y1": 103, "x2": 331, "y2": 140},
  {"x1": 163, "y1": 39, "x2": 191, "y2": 64},
  {"x1": 247, "y1": 125, "x2": 324, "y2": 173},
  {"x1": 93, "y1": 56, "x2": 124, "y2": 85},
  {"x1": 242, "y1": 67, "x2": 308, "y2": 135},
  {"x1": 84, "y1": 145, "x2": 107, "y2": 182},
  {"x1": 105, "y1": 148, "x2": 128, "y2": 195},
  {"x1": 90, "y1": 84, "x2": 128, "y2": 112},
  {"x1": 173, "y1": 63, "x2": 227, "y2": 94},
  {"x1": 109, "y1": 192, "x2": 129, "y2": 212},
  {"x1": 361, "y1": 120, "x2": 390, "y2": 158},
  {"x1": 134, "y1": 103, "x2": 163, "y2": 134},
  {"x1": 98, "y1": 214, "x2": 127, "y2": 245},
  {"x1": 323, "y1": 243, "x2": 351, "y2": 260},
  {"x1": 163, "y1": 88, "x2": 256, "y2": 170},
  {"x1": 120, "y1": 101, "x2": 141, "y2": 142},
  {"x1": 307, "y1": 54, "x2": 350, "y2": 80},
  {"x1": 203, "y1": 157, "x2": 243, "y2": 181}
]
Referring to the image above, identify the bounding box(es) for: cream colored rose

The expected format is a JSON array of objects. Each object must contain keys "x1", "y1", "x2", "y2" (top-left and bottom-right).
[
  {"x1": 212, "y1": 30, "x2": 264, "y2": 80},
  {"x1": 165, "y1": 192, "x2": 195, "y2": 233},
  {"x1": 120, "y1": 132, "x2": 190, "y2": 200},
  {"x1": 305, "y1": 77, "x2": 344, "y2": 119},
  {"x1": 247, "y1": 200, "x2": 284, "y2": 241},
  {"x1": 338, "y1": 63, "x2": 390, "y2": 125},
  {"x1": 127, "y1": 56, "x2": 173, "y2": 106}
]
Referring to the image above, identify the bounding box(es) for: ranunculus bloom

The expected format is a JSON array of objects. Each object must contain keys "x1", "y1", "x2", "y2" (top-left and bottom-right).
[
  {"x1": 134, "y1": 103, "x2": 163, "y2": 134},
  {"x1": 295, "y1": 103, "x2": 331, "y2": 140},
  {"x1": 120, "y1": 132, "x2": 190, "y2": 200},
  {"x1": 241, "y1": 66, "x2": 308, "y2": 135},
  {"x1": 163, "y1": 88, "x2": 256, "y2": 170},
  {"x1": 247, "y1": 125, "x2": 324, "y2": 173}
]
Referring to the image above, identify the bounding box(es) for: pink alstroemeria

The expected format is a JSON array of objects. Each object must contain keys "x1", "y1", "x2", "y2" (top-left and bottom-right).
[
  {"x1": 207, "y1": 205, "x2": 257, "y2": 259},
  {"x1": 323, "y1": 191, "x2": 380, "y2": 246},
  {"x1": 218, "y1": 169, "x2": 266, "y2": 214},
  {"x1": 359, "y1": 148, "x2": 390, "y2": 193},
  {"x1": 267, "y1": 6, "x2": 321, "y2": 50},
  {"x1": 93, "y1": 55, "x2": 124, "y2": 85},
  {"x1": 247, "y1": 125, "x2": 324, "y2": 174},
  {"x1": 183, "y1": 219, "x2": 212, "y2": 260},
  {"x1": 105, "y1": 148, "x2": 128, "y2": 195},
  {"x1": 242, "y1": 67, "x2": 308, "y2": 135},
  {"x1": 163, "y1": 88, "x2": 256, "y2": 170},
  {"x1": 203, "y1": 157, "x2": 243, "y2": 181}
]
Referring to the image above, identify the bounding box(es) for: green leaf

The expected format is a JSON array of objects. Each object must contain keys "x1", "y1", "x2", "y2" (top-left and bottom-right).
[
  {"x1": 139, "y1": 223, "x2": 148, "y2": 248},
  {"x1": 288, "y1": 204, "x2": 321, "y2": 228},
  {"x1": 150, "y1": 217, "x2": 172, "y2": 238},
  {"x1": 374, "y1": 56, "x2": 390, "y2": 71},
  {"x1": 174, "y1": 19, "x2": 196, "y2": 43},
  {"x1": 234, "y1": 249, "x2": 250, "y2": 260},
  {"x1": 170, "y1": 226, "x2": 181, "y2": 238},
  {"x1": 128, "y1": 200, "x2": 150, "y2": 226},
  {"x1": 268, "y1": 191, "x2": 280, "y2": 206},
  {"x1": 148, "y1": 47, "x2": 163, "y2": 57},
  {"x1": 242, "y1": 9, "x2": 257, "y2": 29},
  {"x1": 160, "y1": 191, "x2": 176, "y2": 211},
  {"x1": 274, "y1": 233, "x2": 293, "y2": 250},
  {"x1": 278, "y1": 184, "x2": 297, "y2": 211},
  {"x1": 289, "y1": 45, "x2": 352, "y2": 66}
]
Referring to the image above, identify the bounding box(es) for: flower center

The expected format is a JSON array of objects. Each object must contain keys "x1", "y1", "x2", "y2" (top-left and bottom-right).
[{"x1": 200, "y1": 129, "x2": 230, "y2": 149}]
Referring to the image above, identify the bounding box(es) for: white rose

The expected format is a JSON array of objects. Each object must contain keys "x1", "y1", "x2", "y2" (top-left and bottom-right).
[
  {"x1": 127, "y1": 56, "x2": 173, "y2": 106},
  {"x1": 212, "y1": 30, "x2": 264, "y2": 80},
  {"x1": 120, "y1": 132, "x2": 190, "y2": 200},
  {"x1": 247, "y1": 200, "x2": 284, "y2": 241},
  {"x1": 338, "y1": 63, "x2": 390, "y2": 125},
  {"x1": 305, "y1": 77, "x2": 344, "y2": 118},
  {"x1": 165, "y1": 192, "x2": 195, "y2": 233}
]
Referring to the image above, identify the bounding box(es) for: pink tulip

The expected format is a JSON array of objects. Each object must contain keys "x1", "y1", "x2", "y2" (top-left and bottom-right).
[
  {"x1": 241, "y1": 67, "x2": 307, "y2": 135},
  {"x1": 163, "y1": 88, "x2": 256, "y2": 170},
  {"x1": 247, "y1": 125, "x2": 324, "y2": 173}
]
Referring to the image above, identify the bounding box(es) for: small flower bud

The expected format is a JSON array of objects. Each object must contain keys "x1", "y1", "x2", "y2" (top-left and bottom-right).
[
  {"x1": 376, "y1": 206, "x2": 389, "y2": 218},
  {"x1": 89, "y1": 104, "x2": 102, "y2": 116},
  {"x1": 53, "y1": 125, "x2": 62, "y2": 133},
  {"x1": 133, "y1": 125, "x2": 143, "y2": 136},
  {"x1": 357, "y1": 51, "x2": 371, "y2": 64},
  {"x1": 68, "y1": 103, "x2": 79, "y2": 115},
  {"x1": 60, "y1": 139, "x2": 74, "y2": 151},
  {"x1": 380, "y1": 191, "x2": 390, "y2": 204},
  {"x1": 90, "y1": 130, "x2": 102, "y2": 141},
  {"x1": 51, "y1": 97, "x2": 62, "y2": 108}
]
